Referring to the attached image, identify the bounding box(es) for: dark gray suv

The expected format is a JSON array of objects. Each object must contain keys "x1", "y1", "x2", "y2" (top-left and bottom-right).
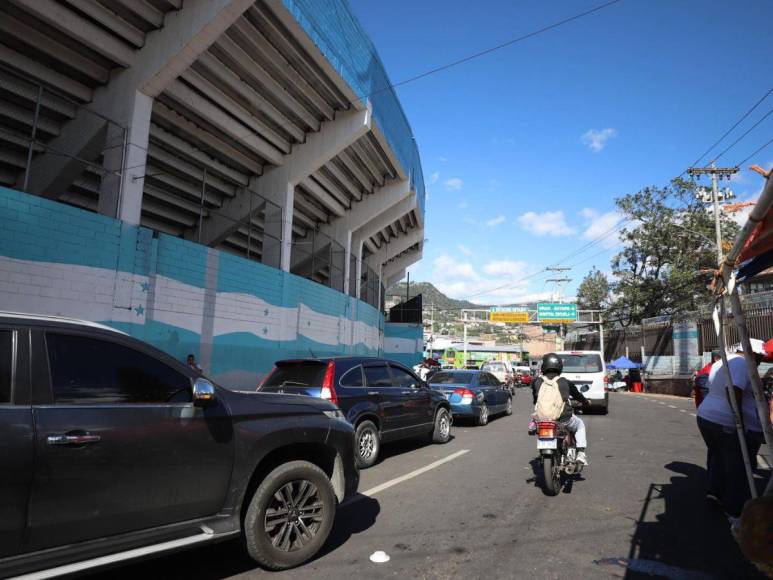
[{"x1": 0, "y1": 312, "x2": 359, "y2": 576}]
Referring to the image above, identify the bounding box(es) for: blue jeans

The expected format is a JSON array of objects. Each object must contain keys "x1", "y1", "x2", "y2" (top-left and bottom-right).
[{"x1": 696, "y1": 416, "x2": 762, "y2": 517}]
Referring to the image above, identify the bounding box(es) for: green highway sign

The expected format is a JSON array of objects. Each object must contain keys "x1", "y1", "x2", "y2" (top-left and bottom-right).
[{"x1": 537, "y1": 303, "x2": 577, "y2": 323}]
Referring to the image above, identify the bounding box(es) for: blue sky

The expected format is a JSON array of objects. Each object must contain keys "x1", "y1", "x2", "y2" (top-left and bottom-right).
[{"x1": 350, "y1": 0, "x2": 773, "y2": 304}]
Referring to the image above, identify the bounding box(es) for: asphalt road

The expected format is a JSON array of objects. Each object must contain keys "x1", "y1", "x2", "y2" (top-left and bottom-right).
[{"x1": 89, "y1": 391, "x2": 767, "y2": 580}]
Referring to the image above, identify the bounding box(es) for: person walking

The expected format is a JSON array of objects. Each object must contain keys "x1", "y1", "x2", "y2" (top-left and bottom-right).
[{"x1": 697, "y1": 339, "x2": 769, "y2": 520}]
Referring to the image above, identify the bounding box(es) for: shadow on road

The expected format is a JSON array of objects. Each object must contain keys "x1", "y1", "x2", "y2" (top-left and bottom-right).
[
  {"x1": 616, "y1": 461, "x2": 764, "y2": 580},
  {"x1": 312, "y1": 494, "x2": 380, "y2": 561},
  {"x1": 85, "y1": 495, "x2": 381, "y2": 579}
]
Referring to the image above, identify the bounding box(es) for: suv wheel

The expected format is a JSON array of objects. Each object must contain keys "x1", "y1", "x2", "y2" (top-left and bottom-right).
[
  {"x1": 505, "y1": 396, "x2": 513, "y2": 416},
  {"x1": 244, "y1": 460, "x2": 336, "y2": 570},
  {"x1": 430, "y1": 407, "x2": 452, "y2": 443},
  {"x1": 355, "y1": 420, "x2": 380, "y2": 469}
]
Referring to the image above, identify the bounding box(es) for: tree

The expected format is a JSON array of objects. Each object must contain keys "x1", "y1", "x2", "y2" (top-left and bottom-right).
[
  {"x1": 608, "y1": 179, "x2": 739, "y2": 326},
  {"x1": 577, "y1": 268, "x2": 610, "y2": 310}
]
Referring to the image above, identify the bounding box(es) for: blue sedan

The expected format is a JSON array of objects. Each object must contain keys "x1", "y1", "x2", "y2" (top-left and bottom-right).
[{"x1": 428, "y1": 370, "x2": 513, "y2": 426}]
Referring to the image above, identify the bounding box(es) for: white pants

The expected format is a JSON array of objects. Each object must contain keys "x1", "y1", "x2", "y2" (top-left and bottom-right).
[{"x1": 564, "y1": 415, "x2": 587, "y2": 449}]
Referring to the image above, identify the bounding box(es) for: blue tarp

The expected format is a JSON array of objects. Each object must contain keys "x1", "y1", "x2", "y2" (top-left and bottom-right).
[{"x1": 607, "y1": 356, "x2": 641, "y2": 369}]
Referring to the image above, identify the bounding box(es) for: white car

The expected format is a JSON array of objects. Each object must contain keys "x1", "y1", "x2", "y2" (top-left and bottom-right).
[
  {"x1": 480, "y1": 360, "x2": 511, "y2": 385},
  {"x1": 556, "y1": 350, "x2": 608, "y2": 414}
]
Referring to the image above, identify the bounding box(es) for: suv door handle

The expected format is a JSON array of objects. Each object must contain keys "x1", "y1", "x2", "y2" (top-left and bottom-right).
[
  {"x1": 401, "y1": 390, "x2": 414, "y2": 395},
  {"x1": 367, "y1": 391, "x2": 380, "y2": 396},
  {"x1": 47, "y1": 434, "x2": 101, "y2": 445}
]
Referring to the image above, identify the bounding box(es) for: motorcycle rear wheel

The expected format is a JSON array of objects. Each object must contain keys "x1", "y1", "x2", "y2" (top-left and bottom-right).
[{"x1": 542, "y1": 455, "x2": 561, "y2": 496}]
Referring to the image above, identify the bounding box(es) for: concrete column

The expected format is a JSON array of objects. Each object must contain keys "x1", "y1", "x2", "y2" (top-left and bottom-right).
[
  {"x1": 97, "y1": 90, "x2": 153, "y2": 224},
  {"x1": 198, "y1": 105, "x2": 371, "y2": 271},
  {"x1": 352, "y1": 194, "x2": 417, "y2": 300},
  {"x1": 382, "y1": 247, "x2": 422, "y2": 285},
  {"x1": 385, "y1": 269, "x2": 406, "y2": 290},
  {"x1": 23, "y1": 0, "x2": 254, "y2": 212},
  {"x1": 315, "y1": 178, "x2": 411, "y2": 295}
]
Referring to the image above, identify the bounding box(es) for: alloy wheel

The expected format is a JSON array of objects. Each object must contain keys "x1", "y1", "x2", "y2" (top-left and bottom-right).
[
  {"x1": 439, "y1": 411, "x2": 451, "y2": 439},
  {"x1": 359, "y1": 430, "x2": 375, "y2": 460},
  {"x1": 264, "y1": 480, "x2": 324, "y2": 553}
]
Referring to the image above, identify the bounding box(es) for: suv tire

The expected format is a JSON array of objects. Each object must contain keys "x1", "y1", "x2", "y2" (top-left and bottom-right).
[
  {"x1": 244, "y1": 460, "x2": 336, "y2": 570},
  {"x1": 505, "y1": 396, "x2": 513, "y2": 416},
  {"x1": 430, "y1": 407, "x2": 452, "y2": 444},
  {"x1": 354, "y1": 420, "x2": 380, "y2": 469}
]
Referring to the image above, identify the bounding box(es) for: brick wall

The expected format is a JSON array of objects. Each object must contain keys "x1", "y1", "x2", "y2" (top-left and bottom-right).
[{"x1": 0, "y1": 186, "x2": 385, "y2": 388}]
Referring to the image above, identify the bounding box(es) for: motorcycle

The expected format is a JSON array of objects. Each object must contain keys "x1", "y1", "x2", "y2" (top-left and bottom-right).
[{"x1": 535, "y1": 418, "x2": 583, "y2": 496}]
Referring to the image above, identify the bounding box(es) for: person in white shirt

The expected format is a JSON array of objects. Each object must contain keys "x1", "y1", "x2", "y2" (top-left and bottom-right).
[{"x1": 696, "y1": 340, "x2": 767, "y2": 519}]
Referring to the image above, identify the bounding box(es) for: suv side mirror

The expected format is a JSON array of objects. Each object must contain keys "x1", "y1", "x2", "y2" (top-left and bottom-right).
[{"x1": 193, "y1": 378, "x2": 216, "y2": 406}]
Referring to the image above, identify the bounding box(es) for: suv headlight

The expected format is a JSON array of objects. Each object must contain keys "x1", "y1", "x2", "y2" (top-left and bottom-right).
[{"x1": 323, "y1": 408, "x2": 346, "y2": 420}]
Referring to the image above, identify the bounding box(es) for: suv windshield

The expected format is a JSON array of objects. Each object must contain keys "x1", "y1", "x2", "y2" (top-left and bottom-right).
[
  {"x1": 558, "y1": 354, "x2": 603, "y2": 373},
  {"x1": 263, "y1": 362, "x2": 327, "y2": 387},
  {"x1": 430, "y1": 372, "x2": 472, "y2": 384}
]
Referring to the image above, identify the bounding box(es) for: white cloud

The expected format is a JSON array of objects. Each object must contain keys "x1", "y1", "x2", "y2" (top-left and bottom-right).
[
  {"x1": 443, "y1": 177, "x2": 463, "y2": 190},
  {"x1": 579, "y1": 207, "x2": 599, "y2": 219},
  {"x1": 485, "y1": 214, "x2": 506, "y2": 227},
  {"x1": 517, "y1": 211, "x2": 576, "y2": 236},
  {"x1": 429, "y1": 171, "x2": 440, "y2": 185},
  {"x1": 581, "y1": 210, "x2": 624, "y2": 249},
  {"x1": 457, "y1": 244, "x2": 473, "y2": 257},
  {"x1": 483, "y1": 260, "x2": 528, "y2": 277},
  {"x1": 433, "y1": 254, "x2": 477, "y2": 281},
  {"x1": 430, "y1": 254, "x2": 543, "y2": 305},
  {"x1": 581, "y1": 128, "x2": 618, "y2": 152},
  {"x1": 458, "y1": 200, "x2": 469, "y2": 209}
]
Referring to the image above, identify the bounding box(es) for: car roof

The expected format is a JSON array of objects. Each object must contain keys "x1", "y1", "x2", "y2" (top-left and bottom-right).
[
  {"x1": 275, "y1": 356, "x2": 405, "y2": 365},
  {"x1": 0, "y1": 311, "x2": 127, "y2": 335},
  {"x1": 436, "y1": 369, "x2": 480, "y2": 374}
]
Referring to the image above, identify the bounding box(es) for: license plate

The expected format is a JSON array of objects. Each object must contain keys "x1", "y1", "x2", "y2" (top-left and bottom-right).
[{"x1": 537, "y1": 438, "x2": 557, "y2": 449}]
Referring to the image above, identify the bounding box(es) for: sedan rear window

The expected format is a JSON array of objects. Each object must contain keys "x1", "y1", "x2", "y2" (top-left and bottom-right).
[
  {"x1": 264, "y1": 362, "x2": 327, "y2": 388},
  {"x1": 430, "y1": 372, "x2": 472, "y2": 384},
  {"x1": 558, "y1": 354, "x2": 602, "y2": 373}
]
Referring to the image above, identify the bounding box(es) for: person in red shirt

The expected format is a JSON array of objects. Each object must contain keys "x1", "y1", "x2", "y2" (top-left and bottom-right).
[{"x1": 693, "y1": 351, "x2": 720, "y2": 408}]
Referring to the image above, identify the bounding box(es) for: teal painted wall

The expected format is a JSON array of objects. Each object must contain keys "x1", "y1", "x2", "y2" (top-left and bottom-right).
[{"x1": 0, "y1": 186, "x2": 385, "y2": 389}]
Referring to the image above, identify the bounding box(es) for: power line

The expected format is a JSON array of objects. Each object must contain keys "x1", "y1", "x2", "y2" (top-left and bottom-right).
[
  {"x1": 710, "y1": 107, "x2": 773, "y2": 164},
  {"x1": 688, "y1": 87, "x2": 773, "y2": 168},
  {"x1": 115, "y1": 0, "x2": 626, "y2": 177},
  {"x1": 377, "y1": 0, "x2": 624, "y2": 96},
  {"x1": 736, "y1": 135, "x2": 773, "y2": 167}
]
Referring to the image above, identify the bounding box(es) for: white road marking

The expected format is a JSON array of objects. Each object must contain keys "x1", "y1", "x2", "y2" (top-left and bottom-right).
[
  {"x1": 758, "y1": 455, "x2": 771, "y2": 470},
  {"x1": 659, "y1": 402, "x2": 666, "y2": 405},
  {"x1": 668, "y1": 405, "x2": 677, "y2": 409},
  {"x1": 690, "y1": 413, "x2": 697, "y2": 417},
  {"x1": 361, "y1": 450, "x2": 470, "y2": 497},
  {"x1": 680, "y1": 409, "x2": 686, "y2": 413}
]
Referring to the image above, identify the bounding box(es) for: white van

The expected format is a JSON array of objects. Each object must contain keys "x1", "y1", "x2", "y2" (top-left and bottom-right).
[{"x1": 556, "y1": 350, "x2": 608, "y2": 414}]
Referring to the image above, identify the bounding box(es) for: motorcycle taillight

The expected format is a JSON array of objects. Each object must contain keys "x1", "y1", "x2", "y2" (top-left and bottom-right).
[{"x1": 537, "y1": 421, "x2": 556, "y2": 438}]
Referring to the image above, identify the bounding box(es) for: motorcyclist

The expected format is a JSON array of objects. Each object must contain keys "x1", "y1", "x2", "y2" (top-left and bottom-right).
[{"x1": 532, "y1": 352, "x2": 591, "y2": 465}]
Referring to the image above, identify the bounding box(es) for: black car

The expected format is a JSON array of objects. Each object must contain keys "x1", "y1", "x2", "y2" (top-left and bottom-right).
[
  {"x1": 0, "y1": 312, "x2": 359, "y2": 576},
  {"x1": 259, "y1": 357, "x2": 453, "y2": 468}
]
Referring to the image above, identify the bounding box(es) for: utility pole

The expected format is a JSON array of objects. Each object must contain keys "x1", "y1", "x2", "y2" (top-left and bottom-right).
[
  {"x1": 547, "y1": 269, "x2": 572, "y2": 351},
  {"x1": 687, "y1": 163, "x2": 737, "y2": 266}
]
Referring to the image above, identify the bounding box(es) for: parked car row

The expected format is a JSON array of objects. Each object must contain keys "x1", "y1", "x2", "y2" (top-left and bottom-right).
[{"x1": 0, "y1": 312, "x2": 517, "y2": 578}]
